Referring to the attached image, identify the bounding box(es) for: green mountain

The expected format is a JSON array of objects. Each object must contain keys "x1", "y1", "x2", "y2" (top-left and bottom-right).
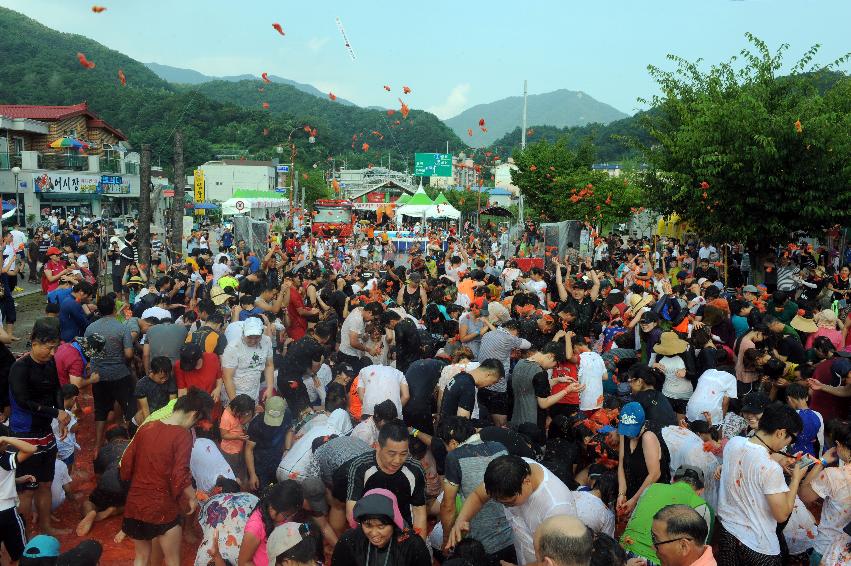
[
  {"x1": 0, "y1": 7, "x2": 464, "y2": 172},
  {"x1": 145, "y1": 62, "x2": 359, "y2": 106},
  {"x1": 446, "y1": 89, "x2": 629, "y2": 148},
  {"x1": 487, "y1": 112, "x2": 655, "y2": 163}
]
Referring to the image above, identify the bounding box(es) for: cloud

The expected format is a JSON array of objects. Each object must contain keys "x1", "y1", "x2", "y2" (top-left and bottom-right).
[
  {"x1": 427, "y1": 83, "x2": 471, "y2": 119},
  {"x1": 307, "y1": 37, "x2": 329, "y2": 52}
]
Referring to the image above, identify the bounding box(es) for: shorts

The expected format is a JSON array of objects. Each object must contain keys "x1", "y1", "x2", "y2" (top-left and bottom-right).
[
  {"x1": 122, "y1": 515, "x2": 181, "y2": 541},
  {"x1": 0, "y1": 506, "x2": 27, "y2": 561},
  {"x1": 13, "y1": 436, "x2": 58, "y2": 488},
  {"x1": 478, "y1": 389, "x2": 509, "y2": 416},
  {"x1": 665, "y1": 396, "x2": 689, "y2": 415},
  {"x1": 62, "y1": 452, "x2": 76, "y2": 468},
  {"x1": 89, "y1": 487, "x2": 127, "y2": 512},
  {"x1": 92, "y1": 376, "x2": 135, "y2": 422}
]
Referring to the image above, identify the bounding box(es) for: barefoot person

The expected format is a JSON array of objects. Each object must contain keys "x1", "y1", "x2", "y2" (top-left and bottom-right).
[
  {"x1": 8, "y1": 318, "x2": 71, "y2": 536},
  {"x1": 76, "y1": 426, "x2": 131, "y2": 536},
  {"x1": 119, "y1": 388, "x2": 213, "y2": 566}
]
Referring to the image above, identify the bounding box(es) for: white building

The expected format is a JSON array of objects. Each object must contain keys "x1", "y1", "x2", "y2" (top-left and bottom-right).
[
  {"x1": 196, "y1": 159, "x2": 276, "y2": 202},
  {"x1": 493, "y1": 158, "x2": 520, "y2": 195}
]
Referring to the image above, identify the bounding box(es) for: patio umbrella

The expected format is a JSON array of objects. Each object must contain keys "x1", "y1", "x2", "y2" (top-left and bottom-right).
[
  {"x1": 49, "y1": 137, "x2": 89, "y2": 150},
  {"x1": 193, "y1": 202, "x2": 220, "y2": 210}
]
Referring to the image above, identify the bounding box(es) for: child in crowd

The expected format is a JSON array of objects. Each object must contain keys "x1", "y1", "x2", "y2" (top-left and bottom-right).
[
  {"x1": 52, "y1": 383, "x2": 80, "y2": 472},
  {"x1": 132, "y1": 355, "x2": 178, "y2": 427},
  {"x1": 785, "y1": 382, "x2": 824, "y2": 456},
  {"x1": 219, "y1": 393, "x2": 256, "y2": 481},
  {"x1": 0, "y1": 427, "x2": 37, "y2": 564}
]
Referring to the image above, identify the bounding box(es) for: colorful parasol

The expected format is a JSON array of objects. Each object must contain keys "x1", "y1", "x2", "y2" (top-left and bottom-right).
[{"x1": 49, "y1": 137, "x2": 89, "y2": 150}]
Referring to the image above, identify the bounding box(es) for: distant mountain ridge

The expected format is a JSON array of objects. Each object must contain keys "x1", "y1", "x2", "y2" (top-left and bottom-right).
[
  {"x1": 144, "y1": 62, "x2": 358, "y2": 106},
  {"x1": 446, "y1": 89, "x2": 629, "y2": 147}
]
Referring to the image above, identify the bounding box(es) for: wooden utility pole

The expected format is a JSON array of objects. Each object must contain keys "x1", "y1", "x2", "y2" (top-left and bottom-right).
[
  {"x1": 171, "y1": 130, "x2": 185, "y2": 260},
  {"x1": 138, "y1": 144, "x2": 152, "y2": 276}
]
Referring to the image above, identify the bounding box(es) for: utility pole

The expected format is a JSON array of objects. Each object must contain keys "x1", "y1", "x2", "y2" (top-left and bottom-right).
[
  {"x1": 138, "y1": 144, "x2": 152, "y2": 276},
  {"x1": 521, "y1": 80, "x2": 528, "y2": 150},
  {"x1": 171, "y1": 130, "x2": 185, "y2": 260}
]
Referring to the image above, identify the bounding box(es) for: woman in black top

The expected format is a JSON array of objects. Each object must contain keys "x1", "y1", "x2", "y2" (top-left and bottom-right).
[
  {"x1": 331, "y1": 490, "x2": 430, "y2": 566},
  {"x1": 625, "y1": 364, "x2": 678, "y2": 432},
  {"x1": 616, "y1": 401, "x2": 670, "y2": 517}
]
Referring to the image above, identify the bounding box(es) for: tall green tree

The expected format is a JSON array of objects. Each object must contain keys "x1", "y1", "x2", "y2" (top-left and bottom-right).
[
  {"x1": 510, "y1": 139, "x2": 643, "y2": 224},
  {"x1": 640, "y1": 34, "x2": 851, "y2": 242}
]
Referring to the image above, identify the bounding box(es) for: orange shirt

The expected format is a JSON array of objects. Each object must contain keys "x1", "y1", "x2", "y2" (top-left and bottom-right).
[
  {"x1": 219, "y1": 408, "x2": 245, "y2": 455},
  {"x1": 348, "y1": 376, "x2": 362, "y2": 420}
]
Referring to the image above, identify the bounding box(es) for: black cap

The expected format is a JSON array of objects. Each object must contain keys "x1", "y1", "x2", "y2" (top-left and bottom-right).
[
  {"x1": 741, "y1": 391, "x2": 770, "y2": 414},
  {"x1": 179, "y1": 343, "x2": 203, "y2": 371},
  {"x1": 639, "y1": 311, "x2": 659, "y2": 324}
]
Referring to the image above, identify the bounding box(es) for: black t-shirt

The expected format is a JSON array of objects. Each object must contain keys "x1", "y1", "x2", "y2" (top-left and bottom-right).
[
  {"x1": 531, "y1": 370, "x2": 551, "y2": 430},
  {"x1": 404, "y1": 359, "x2": 445, "y2": 411},
  {"x1": 8, "y1": 355, "x2": 62, "y2": 435},
  {"x1": 247, "y1": 411, "x2": 293, "y2": 474},
  {"x1": 633, "y1": 389, "x2": 678, "y2": 432},
  {"x1": 478, "y1": 426, "x2": 537, "y2": 460},
  {"x1": 134, "y1": 375, "x2": 177, "y2": 414},
  {"x1": 440, "y1": 372, "x2": 476, "y2": 419},
  {"x1": 520, "y1": 319, "x2": 556, "y2": 351},
  {"x1": 346, "y1": 452, "x2": 426, "y2": 526},
  {"x1": 542, "y1": 439, "x2": 581, "y2": 489}
]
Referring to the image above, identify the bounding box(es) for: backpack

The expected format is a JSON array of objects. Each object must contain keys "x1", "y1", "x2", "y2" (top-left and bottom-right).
[{"x1": 131, "y1": 292, "x2": 158, "y2": 318}]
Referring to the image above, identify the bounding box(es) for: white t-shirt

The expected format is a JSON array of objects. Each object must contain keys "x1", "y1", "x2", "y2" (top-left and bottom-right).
[
  {"x1": 718, "y1": 436, "x2": 789, "y2": 555},
  {"x1": 686, "y1": 369, "x2": 738, "y2": 424},
  {"x1": 190, "y1": 438, "x2": 236, "y2": 492},
  {"x1": 660, "y1": 426, "x2": 705, "y2": 478},
  {"x1": 359, "y1": 364, "x2": 407, "y2": 416},
  {"x1": 51, "y1": 459, "x2": 72, "y2": 511},
  {"x1": 278, "y1": 409, "x2": 352, "y2": 480},
  {"x1": 809, "y1": 463, "x2": 851, "y2": 554},
  {"x1": 211, "y1": 262, "x2": 231, "y2": 284},
  {"x1": 221, "y1": 335, "x2": 274, "y2": 402},
  {"x1": 574, "y1": 490, "x2": 615, "y2": 537},
  {"x1": 0, "y1": 452, "x2": 17, "y2": 511},
  {"x1": 578, "y1": 351, "x2": 605, "y2": 411},
  {"x1": 524, "y1": 279, "x2": 547, "y2": 306},
  {"x1": 339, "y1": 308, "x2": 366, "y2": 358},
  {"x1": 508, "y1": 458, "x2": 578, "y2": 565},
  {"x1": 659, "y1": 355, "x2": 691, "y2": 400},
  {"x1": 142, "y1": 306, "x2": 172, "y2": 322}
]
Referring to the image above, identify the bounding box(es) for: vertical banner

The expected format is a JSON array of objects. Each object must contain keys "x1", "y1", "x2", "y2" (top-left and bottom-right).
[{"x1": 194, "y1": 169, "x2": 205, "y2": 216}]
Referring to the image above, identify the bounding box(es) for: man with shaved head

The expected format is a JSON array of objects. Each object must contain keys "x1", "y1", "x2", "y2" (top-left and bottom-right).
[{"x1": 533, "y1": 515, "x2": 593, "y2": 566}]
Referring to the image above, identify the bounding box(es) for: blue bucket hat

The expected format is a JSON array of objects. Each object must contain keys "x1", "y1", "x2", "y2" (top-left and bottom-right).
[{"x1": 618, "y1": 402, "x2": 646, "y2": 438}]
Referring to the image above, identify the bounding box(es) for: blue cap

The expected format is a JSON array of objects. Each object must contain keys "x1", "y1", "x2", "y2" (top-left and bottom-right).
[
  {"x1": 23, "y1": 535, "x2": 61, "y2": 558},
  {"x1": 832, "y1": 358, "x2": 851, "y2": 382},
  {"x1": 618, "y1": 402, "x2": 646, "y2": 438}
]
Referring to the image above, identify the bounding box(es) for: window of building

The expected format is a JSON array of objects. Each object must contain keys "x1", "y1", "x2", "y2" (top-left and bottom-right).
[{"x1": 12, "y1": 137, "x2": 24, "y2": 154}]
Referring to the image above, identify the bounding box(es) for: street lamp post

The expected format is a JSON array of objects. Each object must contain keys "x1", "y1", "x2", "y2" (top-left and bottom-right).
[{"x1": 10, "y1": 166, "x2": 21, "y2": 227}]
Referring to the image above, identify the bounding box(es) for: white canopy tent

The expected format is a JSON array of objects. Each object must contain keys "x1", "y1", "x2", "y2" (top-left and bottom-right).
[
  {"x1": 393, "y1": 183, "x2": 434, "y2": 221},
  {"x1": 221, "y1": 197, "x2": 289, "y2": 217},
  {"x1": 424, "y1": 202, "x2": 460, "y2": 220}
]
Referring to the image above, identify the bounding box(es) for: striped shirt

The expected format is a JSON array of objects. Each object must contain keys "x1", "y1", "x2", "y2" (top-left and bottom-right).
[{"x1": 477, "y1": 327, "x2": 532, "y2": 392}]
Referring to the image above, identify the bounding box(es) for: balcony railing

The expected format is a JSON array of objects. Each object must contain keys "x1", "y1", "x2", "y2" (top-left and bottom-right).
[
  {"x1": 101, "y1": 157, "x2": 121, "y2": 173},
  {"x1": 0, "y1": 152, "x2": 23, "y2": 170},
  {"x1": 40, "y1": 152, "x2": 88, "y2": 171}
]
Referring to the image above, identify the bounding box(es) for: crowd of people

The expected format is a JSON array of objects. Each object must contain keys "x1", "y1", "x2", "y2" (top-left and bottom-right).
[{"x1": 0, "y1": 217, "x2": 849, "y2": 566}]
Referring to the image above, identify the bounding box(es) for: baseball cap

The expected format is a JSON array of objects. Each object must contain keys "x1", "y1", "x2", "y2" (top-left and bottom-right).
[
  {"x1": 180, "y1": 343, "x2": 203, "y2": 371},
  {"x1": 831, "y1": 358, "x2": 851, "y2": 382},
  {"x1": 264, "y1": 396, "x2": 287, "y2": 427},
  {"x1": 46, "y1": 247, "x2": 61, "y2": 257},
  {"x1": 697, "y1": 277, "x2": 708, "y2": 287},
  {"x1": 23, "y1": 535, "x2": 61, "y2": 559},
  {"x1": 673, "y1": 465, "x2": 705, "y2": 489},
  {"x1": 266, "y1": 523, "x2": 310, "y2": 566},
  {"x1": 742, "y1": 284, "x2": 759, "y2": 293},
  {"x1": 639, "y1": 311, "x2": 659, "y2": 325},
  {"x1": 243, "y1": 317, "x2": 264, "y2": 336},
  {"x1": 618, "y1": 402, "x2": 646, "y2": 438},
  {"x1": 741, "y1": 391, "x2": 770, "y2": 414}
]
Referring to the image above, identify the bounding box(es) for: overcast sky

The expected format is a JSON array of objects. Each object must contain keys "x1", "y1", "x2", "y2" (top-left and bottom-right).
[{"x1": 3, "y1": 0, "x2": 849, "y2": 118}]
